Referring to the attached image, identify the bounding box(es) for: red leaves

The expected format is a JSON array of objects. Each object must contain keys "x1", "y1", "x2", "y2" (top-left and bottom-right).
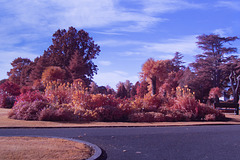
[{"x1": 0, "y1": 81, "x2": 20, "y2": 96}]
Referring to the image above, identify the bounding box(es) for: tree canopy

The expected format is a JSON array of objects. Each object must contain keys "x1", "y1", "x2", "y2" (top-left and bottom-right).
[{"x1": 30, "y1": 26, "x2": 100, "y2": 86}]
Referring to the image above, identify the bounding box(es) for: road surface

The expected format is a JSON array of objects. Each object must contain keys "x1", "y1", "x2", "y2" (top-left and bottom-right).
[{"x1": 1, "y1": 125, "x2": 240, "y2": 160}]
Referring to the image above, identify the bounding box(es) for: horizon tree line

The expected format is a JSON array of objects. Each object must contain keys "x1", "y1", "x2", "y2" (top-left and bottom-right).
[{"x1": 2, "y1": 26, "x2": 240, "y2": 102}]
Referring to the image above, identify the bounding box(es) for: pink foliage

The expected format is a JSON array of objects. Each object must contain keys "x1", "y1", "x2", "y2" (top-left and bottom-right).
[{"x1": 9, "y1": 100, "x2": 48, "y2": 120}]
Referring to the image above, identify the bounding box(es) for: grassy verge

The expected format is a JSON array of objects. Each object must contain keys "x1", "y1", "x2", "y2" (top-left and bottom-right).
[
  {"x1": 1, "y1": 108, "x2": 240, "y2": 128},
  {"x1": 0, "y1": 137, "x2": 93, "y2": 160}
]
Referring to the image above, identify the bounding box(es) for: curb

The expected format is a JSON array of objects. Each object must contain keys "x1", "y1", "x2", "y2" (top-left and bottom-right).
[{"x1": 0, "y1": 136, "x2": 102, "y2": 160}]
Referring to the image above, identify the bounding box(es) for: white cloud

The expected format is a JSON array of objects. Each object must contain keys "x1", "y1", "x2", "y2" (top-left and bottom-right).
[
  {"x1": 101, "y1": 35, "x2": 201, "y2": 58},
  {"x1": 142, "y1": 0, "x2": 204, "y2": 14},
  {"x1": 143, "y1": 35, "x2": 200, "y2": 55},
  {"x1": 213, "y1": 28, "x2": 232, "y2": 36},
  {"x1": 98, "y1": 60, "x2": 112, "y2": 66},
  {"x1": 215, "y1": 1, "x2": 240, "y2": 11},
  {"x1": 1, "y1": 0, "x2": 161, "y2": 32}
]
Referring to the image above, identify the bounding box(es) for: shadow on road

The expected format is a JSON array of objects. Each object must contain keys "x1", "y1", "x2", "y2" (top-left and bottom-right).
[{"x1": 97, "y1": 148, "x2": 107, "y2": 160}]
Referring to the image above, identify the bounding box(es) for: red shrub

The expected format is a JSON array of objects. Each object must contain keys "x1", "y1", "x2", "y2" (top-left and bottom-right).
[
  {"x1": 78, "y1": 109, "x2": 98, "y2": 122},
  {"x1": 89, "y1": 94, "x2": 119, "y2": 110},
  {"x1": 173, "y1": 95, "x2": 200, "y2": 113},
  {"x1": 172, "y1": 95, "x2": 225, "y2": 121},
  {"x1": 142, "y1": 94, "x2": 163, "y2": 112},
  {"x1": 94, "y1": 106, "x2": 125, "y2": 122},
  {"x1": 205, "y1": 114, "x2": 216, "y2": 121},
  {"x1": 20, "y1": 86, "x2": 34, "y2": 94},
  {"x1": 0, "y1": 81, "x2": 20, "y2": 96},
  {"x1": 128, "y1": 112, "x2": 166, "y2": 122},
  {"x1": 0, "y1": 81, "x2": 20, "y2": 108},
  {"x1": 9, "y1": 100, "x2": 48, "y2": 120},
  {"x1": 15, "y1": 90, "x2": 48, "y2": 104},
  {"x1": 0, "y1": 92, "x2": 15, "y2": 108},
  {"x1": 38, "y1": 104, "x2": 75, "y2": 121}
]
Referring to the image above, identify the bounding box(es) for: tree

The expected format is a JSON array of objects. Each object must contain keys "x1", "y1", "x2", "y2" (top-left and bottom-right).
[
  {"x1": 40, "y1": 26, "x2": 100, "y2": 86},
  {"x1": 89, "y1": 81, "x2": 99, "y2": 94},
  {"x1": 136, "y1": 80, "x2": 148, "y2": 98},
  {"x1": 0, "y1": 81, "x2": 20, "y2": 96},
  {"x1": 190, "y1": 34, "x2": 239, "y2": 101},
  {"x1": 106, "y1": 85, "x2": 115, "y2": 95},
  {"x1": 191, "y1": 34, "x2": 238, "y2": 88},
  {"x1": 68, "y1": 51, "x2": 94, "y2": 85},
  {"x1": 116, "y1": 82, "x2": 127, "y2": 99},
  {"x1": 7, "y1": 57, "x2": 32, "y2": 86},
  {"x1": 98, "y1": 86, "x2": 107, "y2": 94},
  {"x1": 140, "y1": 58, "x2": 174, "y2": 95},
  {"x1": 30, "y1": 56, "x2": 48, "y2": 81},
  {"x1": 130, "y1": 81, "x2": 139, "y2": 98},
  {"x1": 229, "y1": 71, "x2": 240, "y2": 103},
  {"x1": 172, "y1": 52, "x2": 185, "y2": 72},
  {"x1": 124, "y1": 80, "x2": 132, "y2": 98},
  {"x1": 41, "y1": 66, "x2": 66, "y2": 83}
]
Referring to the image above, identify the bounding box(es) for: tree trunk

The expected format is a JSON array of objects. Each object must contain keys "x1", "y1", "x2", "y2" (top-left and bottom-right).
[
  {"x1": 229, "y1": 71, "x2": 240, "y2": 103},
  {"x1": 151, "y1": 76, "x2": 157, "y2": 95}
]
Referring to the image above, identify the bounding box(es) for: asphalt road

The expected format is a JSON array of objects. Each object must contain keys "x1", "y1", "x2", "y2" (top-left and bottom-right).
[{"x1": 1, "y1": 125, "x2": 240, "y2": 160}]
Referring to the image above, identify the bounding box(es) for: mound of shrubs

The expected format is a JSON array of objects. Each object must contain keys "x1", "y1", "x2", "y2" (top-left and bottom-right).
[{"x1": 7, "y1": 81, "x2": 225, "y2": 122}]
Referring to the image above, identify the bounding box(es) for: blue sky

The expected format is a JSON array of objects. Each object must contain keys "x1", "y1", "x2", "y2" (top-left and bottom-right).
[{"x1": 0, "y1": 0, "x2": 240, "y2": 89}]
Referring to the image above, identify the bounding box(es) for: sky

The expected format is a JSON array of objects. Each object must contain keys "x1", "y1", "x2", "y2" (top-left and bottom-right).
[{"x1": 0, "y1": 0, "x2": 240, "y2": 89}]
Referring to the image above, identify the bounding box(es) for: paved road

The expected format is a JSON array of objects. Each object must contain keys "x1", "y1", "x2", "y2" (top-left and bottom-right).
[{"x1": 1, "y1": 125, "x2": 240, "y2": 160}]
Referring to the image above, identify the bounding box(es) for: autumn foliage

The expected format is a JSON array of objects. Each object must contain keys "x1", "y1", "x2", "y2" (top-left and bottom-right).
[
  {"x1": 8, "y1": 81, "x2": 225, "y2": 122},
  {"x1": 4, "y1": 31, "x2": 239, "y2": 122}
]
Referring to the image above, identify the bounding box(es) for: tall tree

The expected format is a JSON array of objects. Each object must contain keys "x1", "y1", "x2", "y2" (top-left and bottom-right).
[
  {"x1": 124, "y1": 80, "x2": 132, "y2": 98},
  {"x1": 32, "y1": 27, "x2": 100, "y2": 86},
  {"x1": 7, "y1": 57, "x2": 32, "y2": 86},
  {"x1": 172, "y1": 52, "x2": 185, "y2": 72},
  {"x1": 189, "y1": 34, "x2": 238, "y2": 101},
  {"x1": 136, "y1": 80, "x2": 148, "y2": 98},
  {"x1": 191, "y1": 34, "x2": 238, "y2": 88},
  {"x1": 68, "y1": 50, "x2": 93, "y2": 85},
  {"x1": 116, "y1": 82, "x2": 127, "y2": 99},
  {"x1": 140, "y1": 58, "x2": 174, "y2": 95}
]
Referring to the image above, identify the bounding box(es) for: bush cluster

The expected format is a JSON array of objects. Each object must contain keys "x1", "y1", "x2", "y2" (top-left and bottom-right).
[
  {"x1": 0, "y1": 81, "x2": 21, "y2": 108},
  {"x1": 8, "y1": 81, "x2": 225, "y2": 122}
]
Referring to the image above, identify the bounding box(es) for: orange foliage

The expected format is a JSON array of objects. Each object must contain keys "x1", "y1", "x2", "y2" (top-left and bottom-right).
[{"x1": 41, "y1": 66, "x2": 66, "y2": 84}]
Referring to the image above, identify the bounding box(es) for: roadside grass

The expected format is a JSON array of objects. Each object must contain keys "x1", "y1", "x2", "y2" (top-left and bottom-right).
[
  {"x1": 0, "y1": 137, "x2": 93, "y2": 160},
  {"x1": 1, "y1": 108, "x2": 240, "y2": 128}
]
